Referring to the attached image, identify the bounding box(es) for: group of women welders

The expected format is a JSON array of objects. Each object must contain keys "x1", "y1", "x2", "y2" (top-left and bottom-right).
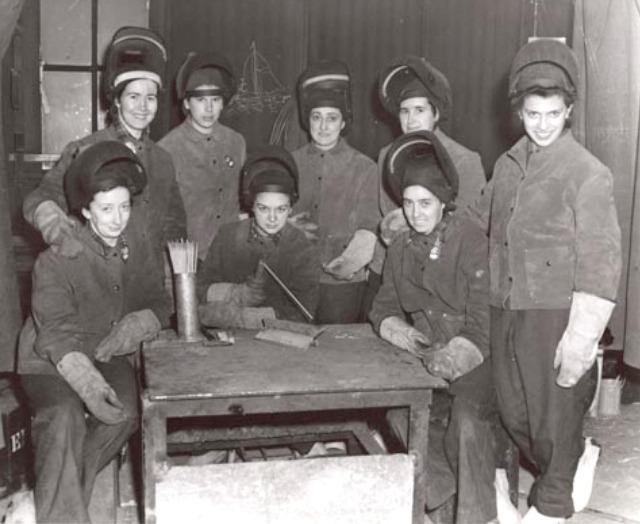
[{"x1": 14, "y1": 24, "x2": 620, "y2": 524}]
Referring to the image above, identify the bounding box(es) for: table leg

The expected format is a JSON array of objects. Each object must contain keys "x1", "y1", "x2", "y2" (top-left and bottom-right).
[
  {"x1": 408, "y1": 392, "x2": 432, "y2": 524},
  {"x1": 142, "y1": 396, "x2": 167, "y2": 524}
]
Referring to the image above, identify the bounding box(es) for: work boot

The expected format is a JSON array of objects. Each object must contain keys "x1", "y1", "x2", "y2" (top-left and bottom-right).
[
  {"x1": 495, "y1": 468, "x2": 522, "y2": 523},
  {"x1": 572, "y1": 437, "x2": 601, "y2": 512},
  {"x1": 521, "y1": 506, "x2": 565, "y2": 524}
]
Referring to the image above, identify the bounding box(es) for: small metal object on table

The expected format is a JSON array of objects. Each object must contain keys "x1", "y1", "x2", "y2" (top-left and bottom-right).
[{"x1": 139, "y1": 324, "x2": 446, "y2": 524}]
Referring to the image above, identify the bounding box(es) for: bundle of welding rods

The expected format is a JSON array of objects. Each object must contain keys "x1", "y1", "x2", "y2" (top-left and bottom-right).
[{"x1": 167, "y1": 240, "x2": 200, "y2": 341}]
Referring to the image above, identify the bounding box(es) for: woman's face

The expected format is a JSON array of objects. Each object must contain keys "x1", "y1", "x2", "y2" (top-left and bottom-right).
[
  {"x1": 309, "y1": 107, "x2": 345, "y2": 150},
  {"x1": 403, "y1": 184, "x2": 445, "y2": 235},
  {"x1": 184, "y1": 85, "x2": 224, "y2": 134},
  {"x1": 81, "y1": 187, "x2": 131, "y2": 246},
  {"x1": 519, "y1": 93, "x2": 572, "y2": 148},
  {"x1": 116, "y1": 79, "x2": 159, "y2": 138},
  {"x1": 399, "y1": 97, "x2": 439, "y2": 134},
  {"x1": 252, "y1": 192, "x2": 292, "y2": 237}
]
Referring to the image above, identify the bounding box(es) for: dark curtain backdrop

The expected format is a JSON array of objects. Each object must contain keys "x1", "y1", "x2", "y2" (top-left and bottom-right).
[
  {"x1": 151, "y1": 0, "x2": 573, "y2": 169},
  {"x1": 0, "y1": 0, "x2": 26, "y2": 372},
  {"x1": 573, "y1": 0, "x2": 640, "y2": 362}
]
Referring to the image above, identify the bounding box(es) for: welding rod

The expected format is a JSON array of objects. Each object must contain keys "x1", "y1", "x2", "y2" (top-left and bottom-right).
[{"x1": 259, "y1": 260, "x2": 315, "y2": 323}]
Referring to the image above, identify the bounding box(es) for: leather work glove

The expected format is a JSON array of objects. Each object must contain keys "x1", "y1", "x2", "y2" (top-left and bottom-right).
[
  {"x1": 95, "y1": 309, "x2": 161, "y2": 363},
  {"x1": 554, "y1": 291, "x2": 615, "y2": 388},
  {"x1": 422, "y1": 336, "x2": 483, "y2": 381},
  {"x1": 380, "y1": 208, "x2": 410, "y2": 247},
  {"x1": 206, "y1": 263, "x2": 268, "y2": 307},
  {"x1": 379, "y1": 316, "x2": 431, "y2": 357},
  {"x1": 288, "y1": 212, "x2": 320, "y2": 242},
  {"x1": 198, "y1": 302, "x2": 276, "y2": 329},
  {"x1": 323, "y1": 230, "x2": 377, "y2": 281},
  {"x1": 33, "y1": 200, "x2": 84, "y2": 258},
  {"x1": 56, "y1": 352, "x2": 127, "y2": 425}
]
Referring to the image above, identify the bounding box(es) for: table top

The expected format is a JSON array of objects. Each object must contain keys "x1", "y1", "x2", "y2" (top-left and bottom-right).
[{"x1": 142, "y1": 324, "x2": 445, "y2": 402}]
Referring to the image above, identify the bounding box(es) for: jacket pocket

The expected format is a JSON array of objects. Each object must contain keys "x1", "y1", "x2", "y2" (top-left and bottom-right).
[{"x1": 524, "y1": 246, "x2": 574, "y2": 305}]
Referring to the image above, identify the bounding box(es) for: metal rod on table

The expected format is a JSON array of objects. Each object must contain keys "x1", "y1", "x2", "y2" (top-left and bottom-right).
[{"x1": 259, "y1": 260, "x2": 315, "y2": 323}]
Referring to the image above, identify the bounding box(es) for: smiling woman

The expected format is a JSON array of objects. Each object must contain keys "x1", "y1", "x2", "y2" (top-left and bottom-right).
[
  {"x1": 16, "y1": 141, "x2": 173, "y2": 523},
  {"x1": 22, "y1": 26, "x2": 186, "y2": 269},
  {"x1": 470, "y1": 39, "x2": 622, "y2": 524}
]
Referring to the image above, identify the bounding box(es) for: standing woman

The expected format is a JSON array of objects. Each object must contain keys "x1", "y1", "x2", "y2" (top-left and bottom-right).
[
  {"x1": 472, "y1": 40, "x2": 622, "y2": 523},
  {"x1": 22, "y1": 26, "x2": 186, "y2": 265},
  {"x1": 291, "y1": 60, "x2": 380, "y2": 324},
  {"x1": 17, "y1": 141, "x2": 172, "y2": 523},
  {"x1": 159, "y1": 52, "x2": 247, "y2": 259}
]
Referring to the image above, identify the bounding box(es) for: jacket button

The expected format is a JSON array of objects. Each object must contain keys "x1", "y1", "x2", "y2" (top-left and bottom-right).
[
  {"x1": 111, "y1": 320, "x2": 117, "y2": 326},
  {"x1": 113, "y1": 285, "x2": 120, "y2": 291}
]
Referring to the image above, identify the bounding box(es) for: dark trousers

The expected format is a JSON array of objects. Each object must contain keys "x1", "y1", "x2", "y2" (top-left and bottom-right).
[
  {"x1": 387, "y1": 390, "x2": 497, "y2": 523},
  {"x1": 20, "y1": 357, "x2": 138, "y2": 524},
  {"x1": 316, "y1": 281, "x2": 366, "y2": 324},
  {"x1": 360, "y1": 270, "x2": 382, "y2": 322},
  {"x1": 491, "y1": 307, "x2": 597, "y2": 518}
]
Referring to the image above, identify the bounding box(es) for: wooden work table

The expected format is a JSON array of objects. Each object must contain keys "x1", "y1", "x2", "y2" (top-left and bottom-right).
[{"x1": 139, "y1": 323, "x2": 446, "y2": 524}]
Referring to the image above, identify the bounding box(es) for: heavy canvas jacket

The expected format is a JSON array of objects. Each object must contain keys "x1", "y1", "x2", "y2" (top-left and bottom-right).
[
  {"x1": 371, "y1": 128, "x2": 486, "y2": 274},
  {"x1": 470, "y1": 131, "x2": 622, "y2": 309},
  {"x1": 369, "y1": 214, "x2": 492, "y2": 398},
  {"x1": 292, "y1": 139, "x2": 381, "y2": 284},
  {"x1": 158, "y1": 120, "x2": 246, "y2": 256},
  {"x1": 22, "y1": 124, "x2": 187, "y2": 262},
  {"x1": 18, "y1": 225, "x2": 173, "y2": 376},
  {"x1": 197, "y1": 221, "x2": 321, "y2": 323}
]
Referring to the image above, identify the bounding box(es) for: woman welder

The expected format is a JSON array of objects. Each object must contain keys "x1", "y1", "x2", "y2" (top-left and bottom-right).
[
  {"x1": 198, "y1": 146, "x2": 320, "y2": 327},
  {"x1": 22, "y1": 26, "x2": 186, "y2": 267},
  {"x1": 470, "y1": 39, "x2": 622, "y2": 523},
  {"x1": 369, "y1": 131, "x2": 496, "y2": 523},
  {"x1": 291, "y1": 60, "x2": 380, "y2": 324},
  {"x1": 17, "y1": 141, "x2": 172, "y2": 523}
]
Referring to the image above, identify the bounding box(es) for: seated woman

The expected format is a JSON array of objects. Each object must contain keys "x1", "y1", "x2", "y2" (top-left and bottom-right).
[
  {"x1": 198, "y1": 145, "x2": 320, "y2": 327},
  {"x1": 17, "y1": 141, "x2": 172, "y2": 523},
  {"x1": 368, "y1": 131, "x2": 497, "y2": 523}
]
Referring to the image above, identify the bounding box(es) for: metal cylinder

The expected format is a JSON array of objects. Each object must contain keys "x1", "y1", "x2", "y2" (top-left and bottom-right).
[{"x1": 174, "y1": 273, "x2": 201, "y2": 341}]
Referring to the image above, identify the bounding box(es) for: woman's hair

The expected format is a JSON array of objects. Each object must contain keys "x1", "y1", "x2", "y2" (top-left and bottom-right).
[
  {"x1": 73, "y1": 161, "x2": 140, "y2": 217},
  {"x1": 510, "y1": 86, "x2": 575, "y2": 112}
]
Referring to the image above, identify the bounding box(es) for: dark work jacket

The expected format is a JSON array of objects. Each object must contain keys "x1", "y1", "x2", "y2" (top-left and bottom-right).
[
  {"x1": 18, "y1": 224, "x2": 173, "y2": 376},
  {"x1": 369, "y1": 214, "x2": 492, "y2": 399},
  {"x1": 371, "y1": 128, "x2": 486, "y2": 275},
  {"x1": 22, "y1": 124, "x2": 187, "y2": 263},
  {"x1": 468, "y1": 130, "x2": 622, "y2": 309},
  {"x1": 158, "y1": 120, "x2": 246, "y2": 256},
  {"x1": 197, "y1": 221, "x2": 321, "y2": 323},
  {"x1": 292, "y1": 139, "x2": 381, "y2": 284}
]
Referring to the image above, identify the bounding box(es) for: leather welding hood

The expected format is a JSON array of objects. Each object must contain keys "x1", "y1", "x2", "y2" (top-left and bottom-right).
[
  {"x1": 241, "y1": 145, "x2": 299, "y2": 210},
  {"x1": 175, "y1": 52, "x2": 237, "y2": 103},
  {"x1": 65, "y1": 141, "x2": 147, "y2": 215},
  {"x1": 297, "y1": 60, "x2": 352, "y2": 131},
  {"x1": 384, "y1": 130, "x2": 458, "y2": 208},
  {"x1": 379, "y1": 56, "x2": 452, "y2": 121},
  {"x1": 103, "y1": 26, "x2": 167, "y2": 100},
  {"x1": 508, "y1": 39, "x2": 579, "y2": 98}
]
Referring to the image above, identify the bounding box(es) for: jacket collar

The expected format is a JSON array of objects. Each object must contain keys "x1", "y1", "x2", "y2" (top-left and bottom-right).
[
  {"x1": 307, "y1": 137, "x2": 348, "y2": 157},
  {"x1": 182, "y1": 119, "x2": 225, "y2": 142},
  {"x1": 79, "y1": 223, "x2": 129, "y2": 261},
  {"x1": 508, "y1": 128, "x2": 574, "y2": 167}
]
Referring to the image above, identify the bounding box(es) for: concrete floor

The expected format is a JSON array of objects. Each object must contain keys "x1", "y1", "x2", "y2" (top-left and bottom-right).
[
  {"x1": 3, "y1": 403, "x2": 639, "y2": 523},
  {"x1": 518, "y1": 403, "x2": 640, "y2": 524}
]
